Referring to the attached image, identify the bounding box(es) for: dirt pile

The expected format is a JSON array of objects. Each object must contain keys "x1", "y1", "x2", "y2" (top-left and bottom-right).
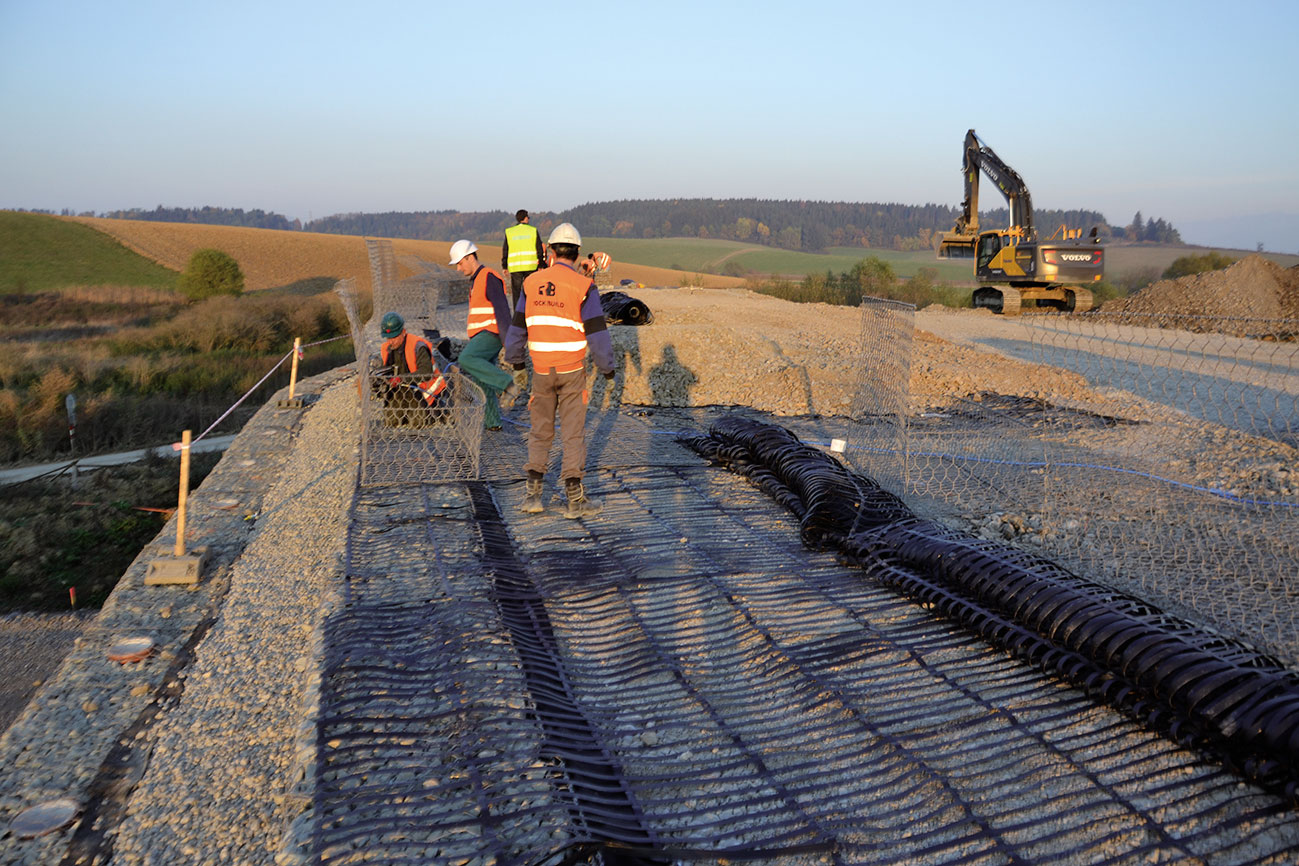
[{"x1": 1101, "y1": 255, "x2": 1299, "y2": 326}]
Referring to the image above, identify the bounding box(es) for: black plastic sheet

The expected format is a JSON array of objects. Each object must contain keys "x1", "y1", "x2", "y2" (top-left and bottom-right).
[{"x1": 600, "y1": 291, "x2": 653, "y2": 326}]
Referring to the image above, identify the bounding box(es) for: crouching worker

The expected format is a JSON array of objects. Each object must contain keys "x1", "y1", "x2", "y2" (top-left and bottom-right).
[
  {"x1": 449, "y1": 239, "x2": 522, "y2": 431},
  {"x1": 503, "y1": 222, "x2": 615, "y2": 518},
  {"x1": 375, "y1": 311, "x2": 447, "y2": 426}
]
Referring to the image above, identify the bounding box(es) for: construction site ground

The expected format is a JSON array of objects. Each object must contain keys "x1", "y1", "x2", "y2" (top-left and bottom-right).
[{"x1": 2, "y1": 273, "x2": 1297, "y2": 864}]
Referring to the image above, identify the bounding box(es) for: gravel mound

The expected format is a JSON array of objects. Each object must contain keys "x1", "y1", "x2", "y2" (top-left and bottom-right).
[{"x1": 1102, "y1": 255, "x2": 1299, "y2": 326}]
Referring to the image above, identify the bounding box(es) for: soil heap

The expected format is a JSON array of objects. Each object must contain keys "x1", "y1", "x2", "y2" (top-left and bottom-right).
[{"x1": 1101, "y1": 255, "x2": 1299, "y2": 331}]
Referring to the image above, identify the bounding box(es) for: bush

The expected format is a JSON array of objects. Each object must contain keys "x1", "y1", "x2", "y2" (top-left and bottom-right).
[
  {"x1": 1162, "y1": 252, "x2": 1235, "y2": 280},
  {"x1": 178, "y1": 248, "x2": 244, "y2": 300}
]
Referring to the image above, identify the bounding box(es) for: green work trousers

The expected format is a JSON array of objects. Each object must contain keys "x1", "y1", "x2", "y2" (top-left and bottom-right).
[{"x1": 459, "y1": 331, "x2": 512, "y2": 428}]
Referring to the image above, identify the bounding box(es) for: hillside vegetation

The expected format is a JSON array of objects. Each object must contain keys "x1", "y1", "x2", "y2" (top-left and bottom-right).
[
  {"x1": 1, "y1": 213, "x2": 356, "y2": 463},
  {"x1": 0, "y1": 211, "x2": 179, "y2": 293}
]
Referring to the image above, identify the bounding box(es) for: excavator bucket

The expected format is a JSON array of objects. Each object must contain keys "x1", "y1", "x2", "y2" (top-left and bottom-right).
[{"x1": 937, "y1": 232, "x2": 977, "y2": 259}]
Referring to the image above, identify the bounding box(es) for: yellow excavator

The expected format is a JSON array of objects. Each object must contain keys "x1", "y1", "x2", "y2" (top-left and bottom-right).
[{"x1": 938, "y1": 129, "x2": 1104, "y2": 314}]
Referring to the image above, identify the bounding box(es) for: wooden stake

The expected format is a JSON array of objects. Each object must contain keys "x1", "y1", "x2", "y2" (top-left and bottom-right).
[
  {"x1": 174, "y1": 430, "x2": 191, "y2": 557},
  {"x1": 288, "y1": 337, "x2": 301, "y2": 401}
]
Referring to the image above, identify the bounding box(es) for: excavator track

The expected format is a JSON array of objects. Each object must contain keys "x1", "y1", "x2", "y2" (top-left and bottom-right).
[
  {"x1": 1067, "y1": 286, "x2": 1093, "y2": 312},
  {"x1": 973, "y1": 285, "x2": 1021, "y2": 315}
]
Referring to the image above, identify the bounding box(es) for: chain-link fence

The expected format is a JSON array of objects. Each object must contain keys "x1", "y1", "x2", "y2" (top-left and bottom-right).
[{"x1": 846, "y1": 303, "x2": 1299, "y2": 666}]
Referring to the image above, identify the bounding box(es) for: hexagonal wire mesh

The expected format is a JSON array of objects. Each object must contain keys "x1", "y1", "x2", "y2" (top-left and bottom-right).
[
  {"x1": 365, "y1": 238, "x2": 441, "y2": 350},
  {"x1": 1021, "y1": 312, "x2": 1299, "y2": 665},
  {"x1": 359, "y1": 358, "x2": 486, "y2": 486},
  {"x1": 846, "y1": 300, "x2": 1299, "y2": 665}
]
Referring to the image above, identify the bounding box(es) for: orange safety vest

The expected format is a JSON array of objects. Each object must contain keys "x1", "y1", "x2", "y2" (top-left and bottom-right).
[
  {"x1": 467, "y1": 265, "x2": 505, "y2": 338},
  {"x1": 521, "y1": 264, "x2": 592, "y2": 374},
  {"x1": 380, "y1": 333, "x2": 446, "y2": 405},
  {"x1": 592, "y1": 251, "x2": 611, "y2": 272}
]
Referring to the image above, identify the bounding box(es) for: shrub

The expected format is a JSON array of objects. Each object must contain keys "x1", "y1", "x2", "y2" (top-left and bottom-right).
[
  {"x1": 178, "y1": 248, "x2": 244, "y2": 300},
  {"x1": 1162, "y1": 252, "x2": 1235, "y2": 280}
]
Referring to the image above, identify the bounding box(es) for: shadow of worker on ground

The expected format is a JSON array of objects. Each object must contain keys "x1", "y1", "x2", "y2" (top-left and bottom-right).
[{"x1": 587, "y1": 340, "x2": 698, "y2": 472}]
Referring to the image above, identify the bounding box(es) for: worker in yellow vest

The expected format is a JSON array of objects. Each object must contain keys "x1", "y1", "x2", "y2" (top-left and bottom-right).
[
  {"x1": 450, "y1": 239, "x2": 522, "y2": 431},
  {"x1": 501, "y1": 209, "x2": 545, "y2": 311},
  {"x1": 503, "y1": 222, "x2": 615, "y2": 518}
]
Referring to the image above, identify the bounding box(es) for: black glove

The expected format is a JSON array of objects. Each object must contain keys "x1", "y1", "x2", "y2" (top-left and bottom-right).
[
  {"x1": 512, "y1": 363, "x2": 526, "y2": 371},
  {"x1": 603, "y1": 369, "x2": 615, "y2": 381}
]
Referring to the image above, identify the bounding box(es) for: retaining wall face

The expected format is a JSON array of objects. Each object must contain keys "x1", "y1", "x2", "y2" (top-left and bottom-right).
[{"x1": 0, "y1": 366, "x2": 350, "y2": 865}]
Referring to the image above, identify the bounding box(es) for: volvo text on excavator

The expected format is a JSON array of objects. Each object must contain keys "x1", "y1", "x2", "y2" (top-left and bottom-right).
[{"x1": 938, "y1": 129, "x2": 1103, "y2": 315}]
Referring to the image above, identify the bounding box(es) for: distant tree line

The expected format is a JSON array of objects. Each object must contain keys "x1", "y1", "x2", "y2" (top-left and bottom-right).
[
  {"x1": 25, "y1": 199, "x2": 1181, "y2": 252},
  {"x1": 100, "y1": 205, "x2": 300, "y2": 231}
]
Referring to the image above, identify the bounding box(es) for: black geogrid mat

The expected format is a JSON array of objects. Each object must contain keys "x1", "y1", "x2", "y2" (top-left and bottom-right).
[{"x1": 313, "y1": 410, "x2": 1299, "y2": 865}]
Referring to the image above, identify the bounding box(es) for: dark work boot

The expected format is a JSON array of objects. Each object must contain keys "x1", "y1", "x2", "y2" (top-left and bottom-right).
[
  {"x1": 520, "y1": 472, "x2": 544, "y2": 514},
  {"x1": 563, "y1": 478, "x2": 602, "y2": 519}
]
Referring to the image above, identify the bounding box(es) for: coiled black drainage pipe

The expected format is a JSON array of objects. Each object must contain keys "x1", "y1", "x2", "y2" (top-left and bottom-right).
[{"x1": 680, "y1": 415, "x2": 1299, "y2": 804}]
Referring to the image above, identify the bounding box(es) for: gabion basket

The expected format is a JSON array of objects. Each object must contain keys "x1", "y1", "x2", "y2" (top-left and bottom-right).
[{"x1": 359, "y1": 358, "x2": 486, "y2": 486}]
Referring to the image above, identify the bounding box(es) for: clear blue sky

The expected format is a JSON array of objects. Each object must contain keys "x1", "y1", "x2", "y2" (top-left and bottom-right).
[{"x1": 2, "y1": 0, "x2": 1296, "y2": 251}]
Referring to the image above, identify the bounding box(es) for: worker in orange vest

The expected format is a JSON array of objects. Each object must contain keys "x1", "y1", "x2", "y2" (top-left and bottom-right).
[
  {"x1": 449, "y1": 239, "x2": 522, "y2": 431},
  {"x1": 591, "y1": 251, "x2": 611, "y2": 273},
  {"x1": 503, "y1": 222, "x2": 615, "y2": 518},
  {"x1": 377, "y1": 311, "x2": 446, "y2": 415}
]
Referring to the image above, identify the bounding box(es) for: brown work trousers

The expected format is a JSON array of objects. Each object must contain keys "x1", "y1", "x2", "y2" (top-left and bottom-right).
[{"x1": 525, "y1": 367, "x2": 589, "y2": 482}]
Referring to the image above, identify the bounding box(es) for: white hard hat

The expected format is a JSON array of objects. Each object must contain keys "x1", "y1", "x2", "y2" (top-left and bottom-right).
[
  {"x1": 547, "y1": 223, "x2": 582, "y2": 246},
  {"x1": 448, "y1": 239, "x2": 478, "y2": 265}
]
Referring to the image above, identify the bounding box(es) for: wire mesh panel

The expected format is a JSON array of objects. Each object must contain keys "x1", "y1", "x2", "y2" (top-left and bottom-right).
[
  {"x1": 364, "y1": 237, "x2": 398, "y2": 299},
  {"x1": 332, "y1": 277, "x2": 367, "y2": 382},
  {"x1": 843, "y1": 296, "x2": 913, "y2": 490},
  {"x1": 366, "y1": 239, "x2": 442, "y2": 344},
  {"x1": 359, "y1": 359, "x2": 486, "y2": 486},
  {"x1": 1021, "y1": 312, "x2": 1299, "y2": 665}
]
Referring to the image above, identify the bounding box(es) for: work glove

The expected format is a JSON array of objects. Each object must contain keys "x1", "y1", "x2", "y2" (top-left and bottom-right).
[
  {"x1": 603, "y1": 369, "x2": 615, "y2": 381},
  {"x1": 512, "y1": 367, "x2": 529, "y2": 389},
  {"x1": 388, "y1": 376, "x2": 402, "y2": 388}
]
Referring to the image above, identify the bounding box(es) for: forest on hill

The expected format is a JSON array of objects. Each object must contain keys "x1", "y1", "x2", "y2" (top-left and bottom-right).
[{"x1": 24, "y1": 199, "x2": 1182, "y2": 252}]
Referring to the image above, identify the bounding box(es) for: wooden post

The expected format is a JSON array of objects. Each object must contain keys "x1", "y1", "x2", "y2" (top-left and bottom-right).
[
  {"x1": 174, "y1": 429, "x2": 191, "y2": 557},
  {"x1": 288, "y1": 337, "x2": 301, "y2": 401}
]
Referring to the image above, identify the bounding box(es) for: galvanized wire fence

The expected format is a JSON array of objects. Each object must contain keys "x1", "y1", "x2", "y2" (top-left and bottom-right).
[{"x1": 846, "y1": 301, "x2": 1299, "y2": 667}]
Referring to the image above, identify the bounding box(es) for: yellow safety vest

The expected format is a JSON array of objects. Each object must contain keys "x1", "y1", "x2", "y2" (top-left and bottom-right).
[{"x1": 504, "y1": 223, "x2": 540, "y2": 273}]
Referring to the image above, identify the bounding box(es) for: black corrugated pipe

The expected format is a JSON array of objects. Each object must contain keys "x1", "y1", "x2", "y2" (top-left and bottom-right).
[{"x1": 680, "y1": 415, "x2": 1299, "y2": 804}]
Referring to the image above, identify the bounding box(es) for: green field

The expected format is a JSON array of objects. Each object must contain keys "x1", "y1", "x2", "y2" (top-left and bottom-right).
[
  {"x1": 0, "y1": 211, "x2": 179, "y2": 293},
  {"x1": 587, "y1": 236, "x2": 1299, "y2": 284}
]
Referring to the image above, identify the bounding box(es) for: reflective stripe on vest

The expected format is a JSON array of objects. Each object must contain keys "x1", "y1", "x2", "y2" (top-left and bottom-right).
[
  {"x1": 381, "y1": 333, "x2": 446, "y2": 405},
  {"x1": 504, "y1": 224, "x2": 540, "y2": 272},
  {"x1": 467, "y1": 266, "x2": 504, "y2": 338},
  {"x1": 522, "y1": 265, "x2": 591, "y2": 372}
]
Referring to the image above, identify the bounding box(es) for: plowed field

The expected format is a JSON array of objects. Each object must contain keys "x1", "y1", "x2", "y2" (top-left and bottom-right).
[{"x1": 66, "y1": 217, "x2": 744, "y2": 294}]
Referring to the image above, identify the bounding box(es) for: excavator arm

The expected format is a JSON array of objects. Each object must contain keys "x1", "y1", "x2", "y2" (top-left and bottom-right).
[{"x1": 940, "y1": 129, "x2": 1037, "y2": 257}]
